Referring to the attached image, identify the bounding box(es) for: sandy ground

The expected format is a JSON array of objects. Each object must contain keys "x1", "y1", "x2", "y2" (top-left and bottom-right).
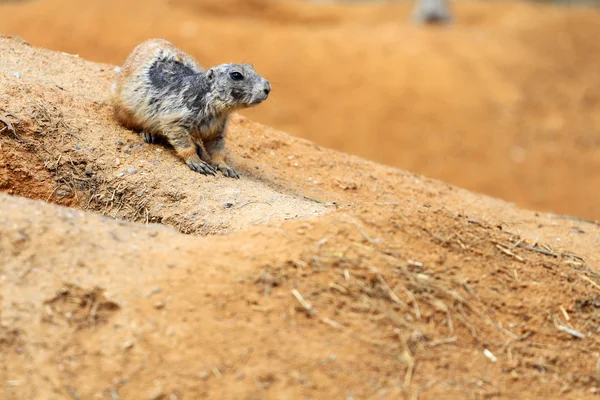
[
  {"x1": 0, "y1": 0, "x2": 599, "y2": 221},
  {"x1": 2, "y1": 36, "x2": 600, "y2": 399}
]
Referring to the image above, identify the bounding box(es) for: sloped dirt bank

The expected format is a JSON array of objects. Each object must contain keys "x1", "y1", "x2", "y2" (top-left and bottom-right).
[
  {"x1": 2, "y1": 38, "x2": 600, "y2": 399},
  {"x1": 0, "y1": 37, "x2": 327, "y2": 235},
  {"x1": 1, "y1": 0, "x2": 600, "y2": 221}
]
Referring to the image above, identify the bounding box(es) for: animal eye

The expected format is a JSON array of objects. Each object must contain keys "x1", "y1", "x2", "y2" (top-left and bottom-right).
[{"x1": 230, "y1": 72, "x2": 244, "y2": 81}]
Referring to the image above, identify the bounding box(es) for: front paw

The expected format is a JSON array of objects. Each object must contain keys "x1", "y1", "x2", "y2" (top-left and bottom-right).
[
  {"x1": 187, "y1": 159, "x2": 216, "y2": 176},
  {"x1": 214, "y1": 163, "x2": 240, "y2": 179}
]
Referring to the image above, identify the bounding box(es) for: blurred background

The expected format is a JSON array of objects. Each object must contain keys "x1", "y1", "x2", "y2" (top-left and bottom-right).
[{"x1": 0, "y1": 0, "x2": 599, "y2": 219}]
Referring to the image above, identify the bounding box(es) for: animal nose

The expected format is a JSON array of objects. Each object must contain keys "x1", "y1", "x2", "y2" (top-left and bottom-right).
[{"x1": 263, "y1": 82, "x2": 271, "y2": 96}]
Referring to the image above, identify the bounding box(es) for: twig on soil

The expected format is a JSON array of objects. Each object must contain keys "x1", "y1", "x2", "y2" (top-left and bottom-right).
[
  {"x1": 495, "y1": 243, "x2": 525, "y2": 263},
  {"x1": 329, "y1": 282, "x2": 349, "y2": 294},
  {"x1": 426, "y1": 337, "x2": 457, "y2": 347},
  {"x1": 383, "y1": 308, "x2": 418, "y2": 331},
  {"x1": 303, "y1": 195, "x2": 326, "y2": 204},
  {"x1": 483, "y1": 349, "x2": 498, "y2": 363},
  {"x1": 548, "y1": 213, "x2": 600, "y2": 227},
  {"x1": 376, "y1": 273, "x2": 407, "y2": 307},
  {"x1": 238, "y1": 201, "x2": 272, "y2": 209},
  {"x1": 560, "y1": 305, "x2": 570, "y2": 322},
  {"x1": 396, "y1": 282, "x2": 421, "y2": 320},
  {"x1": 320, "y1": 317, "x2": 343, "y2": 330},
  {"x1": 553, "y1": 313, "x2": 585, "y2": 339},
  {"x1": 456, "y1": 303, "x2": 480, "y2": 342},
  {"x1": 446, "y1": 310, "x2": 455, "y2": 334},
  {"x1": 557, "y1": 325, "x2": 585, "y2": 339},
  {"x1": 352, "y1": 221, "x2": 380, "y2": 244},
  {"x1": 397, "y1": 330, "x2": 415, "y2": 387},
  {"x1": 495, "y1": 322, "x2": 520, "y2": 341},
  {"x1": 517, "y1": 244, "x2": 557, "y2": 257},
  {"x1": 579, "y1": 274, "x2": 600, "y2": 291},
  {"x1": 90, "y1": 299, "x2": 100, "y2": 328},
  {"x1": 292, "y1": 289, "x2": 314, "y2": 316},
  {"x1": 292, "y1": 291, "x2": 345, "y2": 329},
  {"x1": 45, "y1": 186, "x2": 60, "y2": 202}
]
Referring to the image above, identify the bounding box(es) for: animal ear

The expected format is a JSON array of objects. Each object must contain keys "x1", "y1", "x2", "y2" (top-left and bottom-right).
[{"x1": 206, "y1": 68, "x2": 215, "y2": 80}]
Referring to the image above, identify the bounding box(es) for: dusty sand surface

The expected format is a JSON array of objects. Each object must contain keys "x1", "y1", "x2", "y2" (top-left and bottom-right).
[
  {"x1": 0, "y1": 0, "x2": 599, "y2": 221},
  {"x1": 2, "y1": 37, "x2": 600, "y2": 399}
]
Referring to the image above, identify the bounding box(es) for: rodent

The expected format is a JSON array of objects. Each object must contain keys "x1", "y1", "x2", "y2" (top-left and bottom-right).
[
  {"x1": 412, "y1": 0, "x2": 452, "y2": 24},
  {"x1": 111, "y1": 38, "x2": 271, "y2": 178}
]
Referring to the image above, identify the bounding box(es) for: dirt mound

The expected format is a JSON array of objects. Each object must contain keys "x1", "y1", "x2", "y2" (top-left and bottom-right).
[
  {"x1": 0, "y1": 38, "x2": 326, "y2": 234},
  {"x1": 1, "y1": 0, "x2": 600, "y2": 221},
  {"x1": 3, "y1": 38, "x2": 600, "y2": 399}
]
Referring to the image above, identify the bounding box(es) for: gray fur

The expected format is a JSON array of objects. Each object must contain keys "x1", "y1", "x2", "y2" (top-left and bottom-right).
[
  {"x1": 144, "y1": 55, "x2": 270, "y2": 140},
  {"x1": 412, "y1": 0, "x2": 452, "y2": 24},
  {"x1": 113, "y1": 39, "x2": 271, "y2": 178}
]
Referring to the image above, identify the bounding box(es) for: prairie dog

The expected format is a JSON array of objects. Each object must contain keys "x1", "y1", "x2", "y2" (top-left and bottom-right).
[
  {"x1": 412, "y1": 0, "x2": 452, "y2": 24},
  {"x1": 111, "y1": 39, "x2": 271, "y2": 178}
]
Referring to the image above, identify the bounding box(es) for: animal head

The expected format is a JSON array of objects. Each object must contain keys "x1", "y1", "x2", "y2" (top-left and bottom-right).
[{"x1": 206, "y1": 63, "x2": 271, "y2": 110}]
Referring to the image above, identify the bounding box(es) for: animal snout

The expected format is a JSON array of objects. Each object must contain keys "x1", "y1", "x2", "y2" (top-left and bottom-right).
[{"x1": 263, "y1": 81, "x2": 271, "y2": 96}]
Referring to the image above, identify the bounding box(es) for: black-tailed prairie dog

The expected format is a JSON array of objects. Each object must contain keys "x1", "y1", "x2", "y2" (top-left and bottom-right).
[{"x1": 111, "y1": 38, "x2": 271, "y2": 178}]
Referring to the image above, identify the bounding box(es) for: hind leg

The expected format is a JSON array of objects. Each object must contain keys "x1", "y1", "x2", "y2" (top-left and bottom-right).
[
  {"x1": 141, "y1": 131, "x2": 167, "y2": 144},
  {"x1": 114, "y1": 106, "x2": 158, "y2": 144},
  {"x1": 141, "y1": 131, "x2": 156, "y2": 144},
  {"x1": 114, "y1": 106, "x2": 143, "y2": 132}
]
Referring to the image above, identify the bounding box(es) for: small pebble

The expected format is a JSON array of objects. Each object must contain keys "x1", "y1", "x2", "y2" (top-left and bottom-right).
[
  {"x1": 483, "y1": 348, "x2": 497, "y2": 363},
  {"x1": 198, "y1": 371, "x2": 210, "y2": 380},
  {"x1": 56, "y1": 189, "x2": 71, "y2": 198},
  {"x1": 123, "y1": 340, "x2": 135, "y2": 349},
  {"x1": 147, "y1": 387, "x2": 165, "y2": 400},
  {"x1": 9, "y1": 71, "x2": 20, "y2": 79}
]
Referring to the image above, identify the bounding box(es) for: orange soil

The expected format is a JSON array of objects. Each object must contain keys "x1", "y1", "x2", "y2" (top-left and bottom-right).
[
  {"x1": 2, "y1": 36, "x2": 600, "y2": 400},
  {"x1": 0, "y1": 0, "x2": 599, "y2": 221}
]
